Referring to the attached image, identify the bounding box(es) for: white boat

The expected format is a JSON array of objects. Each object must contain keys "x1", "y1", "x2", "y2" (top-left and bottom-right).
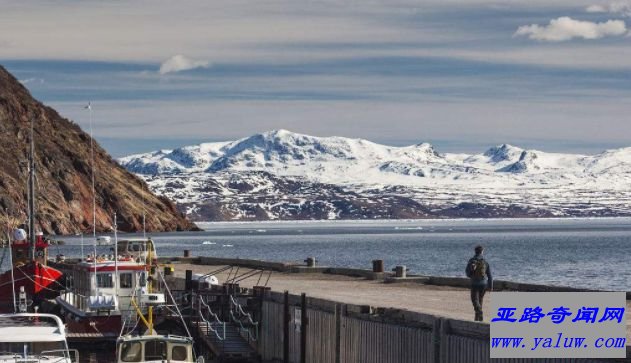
[
  {"x1": 55, "y1": 238, "x2": 160, "y2": 340},
  {"x1": 0, "y1": 313, "x2": 78, "y2": 362}
]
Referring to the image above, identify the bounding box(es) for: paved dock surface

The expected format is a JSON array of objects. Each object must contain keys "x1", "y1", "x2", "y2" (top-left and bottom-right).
[{"x1": 172, "y1": 263, "x2": 631, "y2": 342}]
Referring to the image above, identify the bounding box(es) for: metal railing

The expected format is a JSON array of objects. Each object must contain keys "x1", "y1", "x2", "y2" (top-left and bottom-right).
[
  {"x1": 59, "y1": 291, "x2": 88, "y2": 311},
  {"x1": 197, "y1": 294, "x2": 226, "y2": 341},
  {"x1": 229, "y1": 295, "x2": 259, "y2": 342}
]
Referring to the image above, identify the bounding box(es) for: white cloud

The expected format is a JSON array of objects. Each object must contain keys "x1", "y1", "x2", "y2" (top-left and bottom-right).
[
  {"x1": 586, "y1": 2, "x2": 631, "y2": 16},
  {"x1": 514, "y1": 17, "x2": 627, "y2": 41},
  {"x1": 586, "y1": 4, "x2": 608, "y2": 12},
  {"x1": 158, "y1": 55, "x2": 210, "y2": 74},
  {"x1": 19, "y1": 78, "x2": 45, "y2": 84}
]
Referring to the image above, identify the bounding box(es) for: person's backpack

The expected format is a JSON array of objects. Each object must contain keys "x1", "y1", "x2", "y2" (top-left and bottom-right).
[{"x1": 469, "y1": 259, "x2": 487, "y2": 279}]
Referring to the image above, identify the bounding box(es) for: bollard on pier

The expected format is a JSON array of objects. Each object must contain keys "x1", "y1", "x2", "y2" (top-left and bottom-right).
[
  {"x1": 372, "y1": 259, "x2": 384, "y2": 273},
  {"x1": 394, "y1": 265, "x2": 407, "y2": 278},
  {"x1": 304, "y1": 257, "x2": 316, "y2": 267}
]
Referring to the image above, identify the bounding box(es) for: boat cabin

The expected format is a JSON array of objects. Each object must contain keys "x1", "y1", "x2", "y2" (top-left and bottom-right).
[
  {"x1": 55, "y1": 239, "x2": 165, "y2": 341},
  {"x1": 117, "y1": 239, "x2": 158, "y2": 263},
  {"x1": 10, "y1": 229, "x2": 49, "y2": 266},
  {"x1": 0, "y1": 313, "x2": 77, "y2": 362},
  {"x1": 61, "y1": 260, "x2": 153, "y2": 313},
  {"x1": 117, "y1": 335, "x2": 196, "y2": 363}
]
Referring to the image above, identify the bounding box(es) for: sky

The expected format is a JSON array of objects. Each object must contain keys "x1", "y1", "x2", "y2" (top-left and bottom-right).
[{"x1": 1, "y1": 0, "x2": 631, "y2": 157}]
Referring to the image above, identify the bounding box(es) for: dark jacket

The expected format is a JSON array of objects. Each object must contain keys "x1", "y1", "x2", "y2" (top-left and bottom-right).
[{"x1": 466, "y1": 254, "x2": 493, "y2": 289}]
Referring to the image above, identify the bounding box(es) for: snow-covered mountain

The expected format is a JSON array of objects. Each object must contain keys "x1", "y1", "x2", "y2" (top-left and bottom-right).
[{"x1": 118, "y1": 130, "x2": 631, "y2": 221}]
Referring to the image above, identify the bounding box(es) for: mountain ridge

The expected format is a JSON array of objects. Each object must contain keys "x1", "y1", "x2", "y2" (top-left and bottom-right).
[
  {"x1": 118, "y1": 130, "x2": 631, "y2": 221},
  {"x1": 120, "y1": 129, "x2": 631, "y2": 178}
]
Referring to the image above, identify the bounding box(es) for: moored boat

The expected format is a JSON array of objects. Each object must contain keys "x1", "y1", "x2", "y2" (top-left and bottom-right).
[
  {"x1": 0, "y1": 313, "x2": 78, "y2": 362},
  {"x1": 55, "y1": 237, "x2": 162, "y2": 341},
  {"x1": 0, "y1": 116, "x2": 64, "y2": 313}
]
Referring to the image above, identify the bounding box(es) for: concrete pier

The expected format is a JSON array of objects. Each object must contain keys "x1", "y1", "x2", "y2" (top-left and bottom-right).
[{"x1": 161, "y1": 255, "x2": 631, "y2": 360}]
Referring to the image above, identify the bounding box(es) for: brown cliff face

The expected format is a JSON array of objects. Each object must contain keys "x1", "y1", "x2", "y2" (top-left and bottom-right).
[{"x1": 0, "y1": 65, "x2": 198, "y2": 234}]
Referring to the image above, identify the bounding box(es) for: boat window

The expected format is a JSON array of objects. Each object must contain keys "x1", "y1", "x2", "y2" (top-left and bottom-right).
[
  {"x1": 144, "y1": 340, "x2": 167, "y2": 361},
  {"x1": 172, "y1": 345, "x2": 188, "y2": 361},
  {"x1": 120, "y1": 342, "x2": 142, "y2": 362},
  {"x1": 120, "y1": 273, "x2": 133, "y2": 288},
  {"x1": 0, "y1": 342, "x2": 66, "y2": 358},
  {"x1": 97, "y1": 273, "x2": 113, "y2": 288},
  {"x1": 139, "y1": 272, "x2": 147, "y2": 287}
]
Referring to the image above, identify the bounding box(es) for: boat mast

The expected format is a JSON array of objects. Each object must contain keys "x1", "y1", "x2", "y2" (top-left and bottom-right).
[
  {"x1": 87, "y1": 102, "x2": 96, "y2": 245},
  {"x1": 28, "y1": 116, "x2": 36, "y2": 261},
  {"x1": 86, "y1": 102, "x2": 98, "y2": 295},
  {"x1": 6, "y1": 221, "x2": 16, "y2": 312},
  {"x1": 114, "y1": 212, "x2": 118, "y2": 297}
]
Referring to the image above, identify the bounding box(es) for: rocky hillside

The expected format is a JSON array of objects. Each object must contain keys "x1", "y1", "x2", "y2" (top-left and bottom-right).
[
  {"x1": 0, "y1": 65, "x2": 197, "y2": 234},
  {"x1": 120, "y1": 130, "x2": 631, "y2": 221}
]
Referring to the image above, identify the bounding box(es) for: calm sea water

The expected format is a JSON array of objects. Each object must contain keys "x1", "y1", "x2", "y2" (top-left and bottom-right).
[{"x1": 45, "y1": 218, "x2": 631, "y2": 291}]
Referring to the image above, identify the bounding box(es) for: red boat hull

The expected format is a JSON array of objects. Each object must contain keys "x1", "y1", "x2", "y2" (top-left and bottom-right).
[
  {"x1": 0, "y1": 261, "x2": 63, "y2": 312},
  {"x1": 62, "y1": 312, "x2": 122, "y2": 340}
]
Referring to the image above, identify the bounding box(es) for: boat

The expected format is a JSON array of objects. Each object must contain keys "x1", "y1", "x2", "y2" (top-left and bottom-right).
[
  {"x1": 0, "y1": 231, "x2": 64, "y2": 312},
  {"x1": 117, "y1": 238, "x2": 158, "y2": 263},
  {"x1": 55, "y1": 238, "x2": 161, "y2": 340},
  {"x1": 115, "y1": 243, "x2": 200, "y2": 362},
  {"x1": 0, "y1": 313, "x2": 78, "y2": 362},
  {"x1": 0, "y1": 116, "x2": 64, "y2": 313},
  {"x1": 115, "y1": 279, "x2": 201, "y2": 363}
]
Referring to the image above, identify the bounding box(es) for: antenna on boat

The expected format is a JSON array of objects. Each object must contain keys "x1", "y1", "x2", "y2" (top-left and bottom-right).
[
  {"x1": 6, "y1": 219, "x2": 16, "y2": 313},
  {"x1": 142, "y1": 180, "x2": 146, "y2": 239},
  {"x1": 85, "y1": 102, "x2": 96, "y2": 244},
  {"x1": 27, "y1": 115, "x2": 36, "y2": 261},
  {"x1": 86, "y1": 102, "x2": 98, "y2": 295},
  {"x1": 114, "y1": 212, "x2": 119, "y2": 297}
]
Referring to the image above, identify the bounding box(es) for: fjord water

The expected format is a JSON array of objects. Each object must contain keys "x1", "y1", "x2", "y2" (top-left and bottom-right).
[{"x1": 54, "y1": 218, "x2": 631, "y2": 291}]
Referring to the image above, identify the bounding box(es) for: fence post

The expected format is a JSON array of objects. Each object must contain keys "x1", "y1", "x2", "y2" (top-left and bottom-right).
[
  {"x1": 335, "y1": 304, "x2": 342, "y2": 363},
  {"x1": 432, "y1": 318, "x2": 442, "y2": 363},
  {"x1": 185, "y1": 269, "x2": 193, "y2": 291},
  {"x1": 439, "y1": 318, "x2": 450, "y2": 363},
  {"x1": 284, "y1": 291, "x2": 290, "y2": 363},
  {"x1": 300, "y1": 293, "x2": 307, "y2": 363}
]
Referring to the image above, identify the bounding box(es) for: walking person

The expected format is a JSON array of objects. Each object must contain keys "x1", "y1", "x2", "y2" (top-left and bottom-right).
[{"x1": 466, "y1": 245, "x2": 492, "y2": 321}]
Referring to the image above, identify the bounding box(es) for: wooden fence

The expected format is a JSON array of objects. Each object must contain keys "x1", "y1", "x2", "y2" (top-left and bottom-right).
[{"x1": 257, "y1": 291, "x2": 630, "y2": 363}]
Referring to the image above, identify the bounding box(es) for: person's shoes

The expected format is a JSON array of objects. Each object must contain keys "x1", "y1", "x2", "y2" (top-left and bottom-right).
[{"x1": 474, "y1": 312, "x2": 481, "y2": 321}]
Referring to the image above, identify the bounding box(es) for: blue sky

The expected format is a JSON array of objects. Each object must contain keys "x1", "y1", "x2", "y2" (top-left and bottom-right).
[{"x1": 1, "y1": 0, "x2": 631, "y2": 157}]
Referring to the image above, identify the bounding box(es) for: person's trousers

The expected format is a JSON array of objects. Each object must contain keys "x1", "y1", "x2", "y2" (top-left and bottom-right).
[{"x1": 470, "y1": 285, "x2": 486, "y2": 321}]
